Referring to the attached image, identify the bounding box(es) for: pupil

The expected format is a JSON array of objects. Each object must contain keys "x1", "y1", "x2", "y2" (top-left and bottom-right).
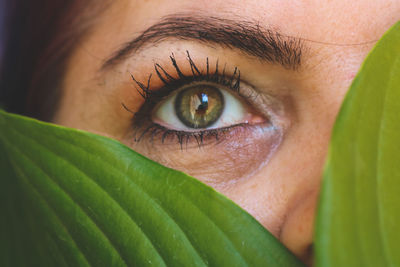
[{"x1": 175, "y1": 85, "x2": 224, "y2": 129}]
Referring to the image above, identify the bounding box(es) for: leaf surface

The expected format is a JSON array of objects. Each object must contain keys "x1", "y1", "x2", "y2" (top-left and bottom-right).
[
  {"x1": 0, "y1": 110, "x2": 304, "y2": 267},
  {"x1": 315, "y1": 22, "x2": 400, "y2": 267}
]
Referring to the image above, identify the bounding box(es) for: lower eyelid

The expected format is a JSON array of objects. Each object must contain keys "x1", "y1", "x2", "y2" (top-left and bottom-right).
[{"x1": 132, "y1": 113, "x2": 275, "y2": 149}]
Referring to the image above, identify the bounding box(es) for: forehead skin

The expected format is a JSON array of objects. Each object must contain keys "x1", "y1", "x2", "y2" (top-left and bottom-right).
[{"x1": 55, "y1": 0, "x2": 400, "y2": 265}]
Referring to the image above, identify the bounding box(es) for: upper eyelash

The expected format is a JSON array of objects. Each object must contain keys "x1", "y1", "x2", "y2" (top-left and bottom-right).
[{"x1": 130, "y1": 50, "x2": 241, "y2": 105}]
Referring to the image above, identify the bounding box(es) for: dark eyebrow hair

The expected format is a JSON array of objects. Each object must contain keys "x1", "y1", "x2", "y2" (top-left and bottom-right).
[{"x1": 100, "y1": 14, "x2": 304, "y2": 71}]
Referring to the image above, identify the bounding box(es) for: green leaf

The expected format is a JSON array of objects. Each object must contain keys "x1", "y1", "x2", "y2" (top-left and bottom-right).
[
  {"x1": 0, "y1": 110, "x2": 304, "y2": 267},
  {"x1": 315, "y1": 22, "x2": 400, "y2": 267}
]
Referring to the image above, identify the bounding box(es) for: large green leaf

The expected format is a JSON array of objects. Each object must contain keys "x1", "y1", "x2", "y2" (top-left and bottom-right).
[
  {"x1": 0, "y1": 110, "x2": 304, "y2": 267},
  {"x1": 315, "y1": 22, "x2": 400, "y2": 266}
]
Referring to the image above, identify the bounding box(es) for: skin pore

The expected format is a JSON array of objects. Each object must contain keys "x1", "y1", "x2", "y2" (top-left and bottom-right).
[{"x1": 52, "y1": 0, "x2": 400, "y2": 265}]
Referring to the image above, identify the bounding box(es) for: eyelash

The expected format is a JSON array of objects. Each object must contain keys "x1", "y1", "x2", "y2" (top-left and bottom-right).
[{"x1": 127, "y1": 51, "x2": 250, "y2": 148}]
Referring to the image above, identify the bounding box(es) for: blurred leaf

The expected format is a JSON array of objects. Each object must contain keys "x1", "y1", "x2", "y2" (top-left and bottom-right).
[
  {"x1": 315, "y1": 22, "x2": 400, "y2": 267},
  {"x1": 0, "y1": 110, "x2": 304, "y2": 267}
]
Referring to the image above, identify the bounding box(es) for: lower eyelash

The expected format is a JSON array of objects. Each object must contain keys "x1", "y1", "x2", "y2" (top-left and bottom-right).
[{"x1": 133, "y1": 122, "x2": 248, "y2": 149}]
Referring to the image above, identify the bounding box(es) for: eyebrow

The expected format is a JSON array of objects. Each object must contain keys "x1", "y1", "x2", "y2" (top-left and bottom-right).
[{"x1": 100, "y1": 14, "x2": 304, "y2": 71}]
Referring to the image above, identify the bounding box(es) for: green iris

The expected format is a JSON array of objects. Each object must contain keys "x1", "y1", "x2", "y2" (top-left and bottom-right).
[{"x1": 175, "y1": 85, "x2": 224, "y2": 129}]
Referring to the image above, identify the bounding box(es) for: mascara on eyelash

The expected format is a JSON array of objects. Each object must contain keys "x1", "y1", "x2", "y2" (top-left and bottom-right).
[{"x1": 130, "y1": 50, "x2": 241, "y2": 103}]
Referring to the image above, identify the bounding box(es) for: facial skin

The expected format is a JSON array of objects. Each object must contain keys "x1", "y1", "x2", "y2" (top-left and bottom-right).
[{"x1": 52, "y1": 1, "x2": 400, "y2": 265}]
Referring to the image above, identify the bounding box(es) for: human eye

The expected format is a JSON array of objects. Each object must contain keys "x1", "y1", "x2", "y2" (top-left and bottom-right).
[
  {"x1": 131, "y1": 51, "x2": 268, "y2": 144},
  {"x1": 154, "y1": 82, "x2": 251, "y2": 131},
  {"x1": 149, "y1": 71, "x2": 268, "y2": 151},
  {"x1": 126, "y1": 51, "x2": 288, "y2": 184}
]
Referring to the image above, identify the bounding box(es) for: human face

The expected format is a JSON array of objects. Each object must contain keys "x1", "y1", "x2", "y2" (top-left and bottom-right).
[{"x1": 52, "y1": 1, "x2": 400, "y2": 264}]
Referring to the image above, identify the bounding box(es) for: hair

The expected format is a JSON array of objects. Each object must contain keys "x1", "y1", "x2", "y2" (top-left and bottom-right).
[{"x1": 0, "y1": 0, "x2": 104, "y2": 121}]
